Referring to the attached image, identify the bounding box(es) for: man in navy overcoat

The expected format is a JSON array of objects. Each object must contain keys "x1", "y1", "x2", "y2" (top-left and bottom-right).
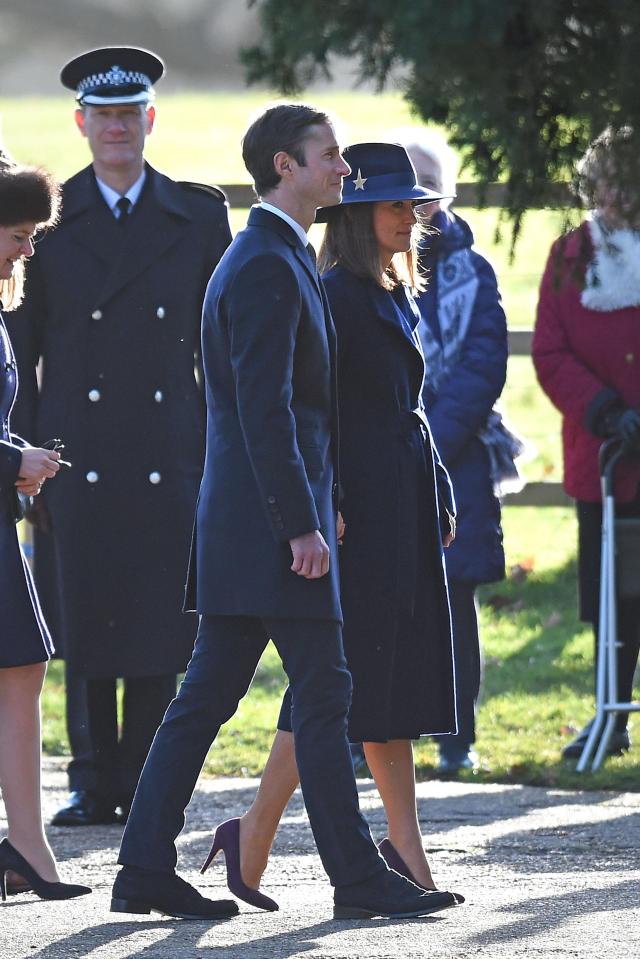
[{"x1": 112, "y1": 104, "x2": 457, "y2": 920}]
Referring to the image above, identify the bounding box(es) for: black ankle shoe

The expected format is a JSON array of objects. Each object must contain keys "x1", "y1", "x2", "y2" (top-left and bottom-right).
[
  {"x1": 0, "y1": 839, "x2": 91, "y2": 902},
  {"x1": 111, "y1": 865, "x2": 239, "y2": 920},
  {"x1": 334, "y1": 867, "x2": 463, "y2": 919},
  {"x1": 562, "y1": 720, "x2": 630, "y2": 760},
  {"x1": 51, "y1": 790, "x2": 119, "y2": 827}
]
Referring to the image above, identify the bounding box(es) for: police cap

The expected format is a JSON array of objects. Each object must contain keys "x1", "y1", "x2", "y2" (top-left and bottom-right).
[{"x1": 60, "y1": 46, "x2": 165, "y2": 106}]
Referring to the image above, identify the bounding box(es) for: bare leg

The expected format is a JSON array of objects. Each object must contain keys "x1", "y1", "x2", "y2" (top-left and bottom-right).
[
  {"x1": 363, "y1": 739, "x2": 435, "y2": 889},
  {"x1": 239, "y1": 729, "x2": 299, "y2": 888},
  {"x1": 0, "y1": 663, "x2": 59, "y2": 882}
]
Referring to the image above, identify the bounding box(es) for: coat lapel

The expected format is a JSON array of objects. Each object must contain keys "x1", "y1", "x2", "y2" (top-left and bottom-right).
[
  {"x1": 63, "y1": 166, "x2": 122, "y2": 268},
  {"x1": 95, "y1": 167, "x2": 193, "y2": 307},
  {"x1": 62, "y1": 165, "x2": 193, "y2": 308}
]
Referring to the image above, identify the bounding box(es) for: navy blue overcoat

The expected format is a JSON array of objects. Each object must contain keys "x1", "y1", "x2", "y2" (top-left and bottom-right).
[
  {"x1": 0, "y1": 312, "x2": 54, "y2": 667},
  {"x1": 6, "y1": 164, "x2": 232, "y2": 677},
  {"x1": 323, "y1": 265, "x2": 457, "y2": 740},
  {"x1": 184, "y1": 206, "x2": 342, "y2": 621}
]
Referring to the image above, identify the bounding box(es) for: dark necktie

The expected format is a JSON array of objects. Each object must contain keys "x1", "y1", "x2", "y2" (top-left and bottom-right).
[
  {"x1": 306, "y1": 242, "x2": 317, "y2": 269},
  {"x1": 116, "y1": 196, "x2": 131, "y2": 226}
]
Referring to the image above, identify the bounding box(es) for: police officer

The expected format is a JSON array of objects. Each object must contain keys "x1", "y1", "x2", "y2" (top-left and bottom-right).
[{"x1": 7, "y1": 46, "x2": 232, "y2": 825}]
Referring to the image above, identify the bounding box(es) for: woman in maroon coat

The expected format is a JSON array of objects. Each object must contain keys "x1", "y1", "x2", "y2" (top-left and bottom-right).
[{"x1": 532, "y1": 126, "x2": 640, "y2": 761}]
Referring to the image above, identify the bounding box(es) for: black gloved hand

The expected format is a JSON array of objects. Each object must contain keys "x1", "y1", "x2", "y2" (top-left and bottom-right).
[{"x1": 609, "y1": 408, "x2": 640, "y2": 445}]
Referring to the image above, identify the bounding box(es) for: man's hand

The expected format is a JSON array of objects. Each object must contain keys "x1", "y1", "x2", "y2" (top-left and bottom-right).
[
  {"x1": 289, "y1": 530, "x2": 330, "y2": 579},
  {"x1": 16, "y1": 448, "x2": 61, "y2": 496},
  {"x1": 336, "y1": 511, "x2": 346, "y2": 545}
]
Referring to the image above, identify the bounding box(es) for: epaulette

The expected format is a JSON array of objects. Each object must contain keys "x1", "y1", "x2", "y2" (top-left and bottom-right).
[{"x1": 179, "y1": 181, "x2": 228, "y2": 204}]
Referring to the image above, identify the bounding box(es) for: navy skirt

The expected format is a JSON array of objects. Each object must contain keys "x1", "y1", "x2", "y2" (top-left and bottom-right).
[{"x1": 0, "y1": 498, "x2": 54, "y2": 668}]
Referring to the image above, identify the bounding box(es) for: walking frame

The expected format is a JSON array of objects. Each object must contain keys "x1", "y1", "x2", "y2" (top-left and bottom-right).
[{"x1": 577, "y1": 438, "x2": 640, "y2": 772}]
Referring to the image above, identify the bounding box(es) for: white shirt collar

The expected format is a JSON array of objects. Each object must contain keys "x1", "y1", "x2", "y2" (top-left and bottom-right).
[
  {"x1": 259, "y1": 201, "x2": 309, "y2": 248},
  {"x1": 95, "y1": 169, "x2": 147, "y2": 216}
]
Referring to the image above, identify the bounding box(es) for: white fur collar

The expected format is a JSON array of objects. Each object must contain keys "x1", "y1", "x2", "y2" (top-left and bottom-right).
[{"x1": 581, "y1": 217, "x2": 640, "y2": 311}]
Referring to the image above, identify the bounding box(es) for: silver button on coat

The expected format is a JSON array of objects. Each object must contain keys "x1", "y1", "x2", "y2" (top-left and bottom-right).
[
  {"x1": 91, "y1": 309, "x2": 102, "y2": 320},
  {"x1": 88, "y1": 389, "x2": 101, "y2": 402},
  {"x1": 149, "y1": 471, "x2": 162, "y2": 484},
  {"x1": 86, "y1": 471, "x2": 99, "y2": 483},
  {"x1": 154, "y1": 390, "x2": 163, "y2": 403},
  {"x1": 156, "y1": 306, "x2": 166, "y2": 319}
]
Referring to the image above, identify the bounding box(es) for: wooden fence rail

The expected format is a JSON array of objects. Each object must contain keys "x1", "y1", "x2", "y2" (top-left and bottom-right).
[{"x1": 219, "y1": 182, "x2": 574, "y2": 209}]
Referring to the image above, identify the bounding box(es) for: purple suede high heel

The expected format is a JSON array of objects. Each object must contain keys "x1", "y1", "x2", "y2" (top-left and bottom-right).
[
  {"x1": 378, "y1": 837, "x2": 465, "y2": 904},
  {"x1": 201, "y1": 818, "x2": 279, "y2": 912},
  {"x1": 378, "y1": 837, "x2": 436, "y2": 890}
]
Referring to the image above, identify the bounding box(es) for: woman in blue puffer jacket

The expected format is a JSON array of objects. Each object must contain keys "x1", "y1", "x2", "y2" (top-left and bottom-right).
[{"x1": 405, "y1": 132, "x2": 515, "y2": 774}]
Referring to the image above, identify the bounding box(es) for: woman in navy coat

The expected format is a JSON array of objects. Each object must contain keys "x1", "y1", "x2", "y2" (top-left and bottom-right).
[
  {"x1": 205, "y1": 144, "x2": 459, "y2": 906},
  {"x1": 0, "y1": 156, "x2": 89, "y2": 900}
]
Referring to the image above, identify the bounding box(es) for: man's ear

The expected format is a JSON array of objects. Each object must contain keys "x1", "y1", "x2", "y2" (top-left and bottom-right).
[
  {"x1": 273, "y1": 150, "x2": 294, "y2": 179},
  {"x1": 75, "y1": 109, "x2": 87, "y2": 138},
  {"x1": 145, "y1": 105, "x2": 156, "y2": 136}
]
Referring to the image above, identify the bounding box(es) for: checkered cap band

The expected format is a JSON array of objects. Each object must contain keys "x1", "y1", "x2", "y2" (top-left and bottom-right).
[{"x1": 77, "y1": 66, "x2": 151, "y2": 94}]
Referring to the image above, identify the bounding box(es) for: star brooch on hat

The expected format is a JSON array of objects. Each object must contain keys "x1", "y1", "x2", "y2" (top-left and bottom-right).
[{"x1": 352, "y1": 169, "x2": 367, "y2": 190}]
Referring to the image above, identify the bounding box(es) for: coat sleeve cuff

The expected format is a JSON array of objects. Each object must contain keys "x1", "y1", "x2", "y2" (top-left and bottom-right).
[
  {"x1": 584, "y1": 388, "x2": 622, "y2": 436},
  {"x1": 0, "y1": 440, "x2": 22, "y2": 488}
]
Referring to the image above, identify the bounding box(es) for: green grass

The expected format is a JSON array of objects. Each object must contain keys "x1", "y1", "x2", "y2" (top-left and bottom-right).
[{"x1": 40, "y1": 506, "x2": 640, "y2": 790}]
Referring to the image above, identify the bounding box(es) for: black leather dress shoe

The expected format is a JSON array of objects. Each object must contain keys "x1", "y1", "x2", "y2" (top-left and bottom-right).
[
  {"x1": 111, "y1": 866, "x2": 239, "y2": 920},
  {"x1": 562, "y1": 720, "x2": 630, "y2": 760},
  {"x1": 333, "y1": 867, "x2": 463, "y2": 919},
  {"x1": 50, "y1": 790, "x2": 119, "y2": 827}
]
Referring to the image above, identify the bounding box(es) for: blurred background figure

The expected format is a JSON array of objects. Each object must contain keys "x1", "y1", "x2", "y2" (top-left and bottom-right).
[
  {"x1": 0, "y1": 152, "x2": 90, "y2": 900},
  {"x1": 403, "y1": 130, "x2": 518, "y2": 776},
  {"x1": 7, "y1": 46, "x2": 232, "y2": 827},
  {"x1": 533, "y1": 126, "x2": 640, "y2": 761}
]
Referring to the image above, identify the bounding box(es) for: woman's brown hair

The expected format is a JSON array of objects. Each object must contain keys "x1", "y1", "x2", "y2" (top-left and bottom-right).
[
  {"x1": 0, "y1": 150, "x2": 60, "y2": 310},
  {"x1": 317, "y1": 202, "x2": 425, "y2": 294}
]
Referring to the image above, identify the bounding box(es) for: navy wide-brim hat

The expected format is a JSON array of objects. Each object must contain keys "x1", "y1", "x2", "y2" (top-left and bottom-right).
[
  {"x1": 61, "y1": 46, "x2": 165, "y2": 106},
  {"x1": 316, "y1": 141, "x2": 451, "y2": 223}
]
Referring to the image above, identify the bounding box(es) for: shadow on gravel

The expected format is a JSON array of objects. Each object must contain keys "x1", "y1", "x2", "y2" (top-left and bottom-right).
[
  {"x1": 463, "y1": 878, "x2": 639, "y2": 947},
  {"x1": 23, "y1": 913, "x2": 449, "y2": 959},
  {"x1": 459, "y1": 810, "x2": 640, "y2": 874}
]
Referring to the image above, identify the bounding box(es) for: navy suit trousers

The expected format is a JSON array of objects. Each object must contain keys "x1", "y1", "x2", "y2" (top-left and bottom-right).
[{"x1": 118, "y1": 614, "x2": 385, "y2": 888}]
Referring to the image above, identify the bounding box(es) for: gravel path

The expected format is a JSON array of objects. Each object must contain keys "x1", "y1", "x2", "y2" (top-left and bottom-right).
[{"x1": 1, "y1": 758, "x2": 638, "y2": 959}]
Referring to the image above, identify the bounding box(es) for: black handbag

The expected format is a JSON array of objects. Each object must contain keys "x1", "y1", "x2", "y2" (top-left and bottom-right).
[{"x1": 11, "y1": 487, "x2": 32, "y2": 523}]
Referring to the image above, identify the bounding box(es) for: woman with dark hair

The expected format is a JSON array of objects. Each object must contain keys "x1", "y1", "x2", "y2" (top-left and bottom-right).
[
  {"x1": 0, "y1": 153, "x2": 90, "y2": 901},
  {"x1": 201, "y1": 143, "x2": 459, "y2": 909},
  {"x1": 533, "y1": 126, "x2": 640, "y2": 762}
]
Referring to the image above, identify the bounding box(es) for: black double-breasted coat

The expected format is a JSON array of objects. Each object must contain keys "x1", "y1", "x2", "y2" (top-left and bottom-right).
[
  {"x1": 324, "y1": 266, "x2": 457, "y2": 741},
  {"x1": 7, "y1": 164, "x2": 232, "y2": 678}
]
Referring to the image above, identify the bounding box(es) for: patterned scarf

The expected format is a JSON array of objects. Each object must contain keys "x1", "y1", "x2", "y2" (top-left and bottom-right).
[{"x1": 419, "y1": 215, "x2": 527, "y2": 495}]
